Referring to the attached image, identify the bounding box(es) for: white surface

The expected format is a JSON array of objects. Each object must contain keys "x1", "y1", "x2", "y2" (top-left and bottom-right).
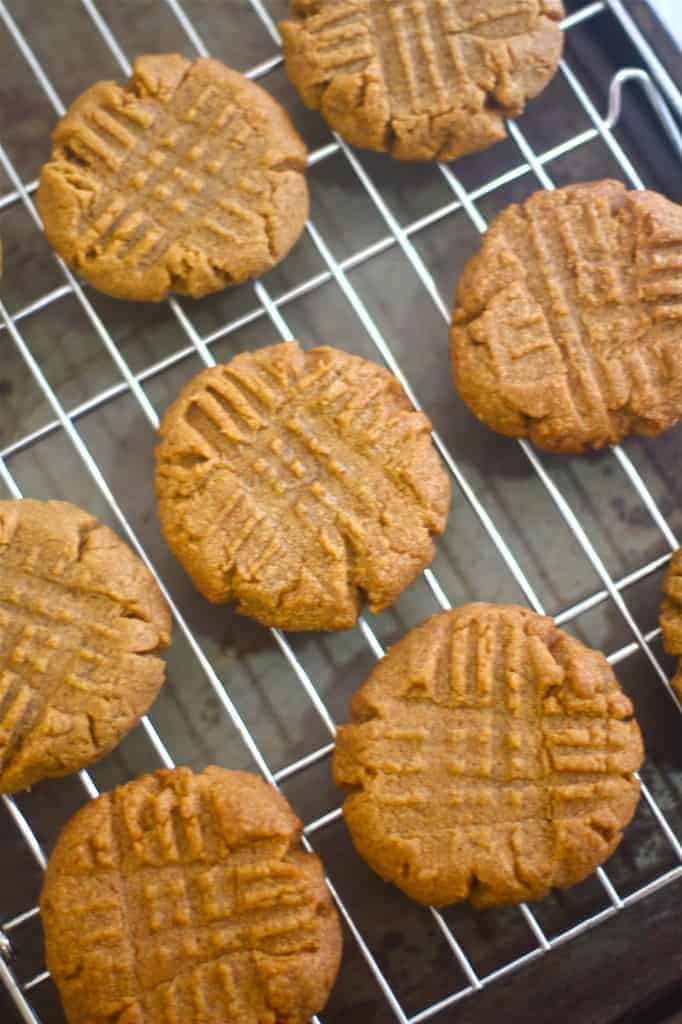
[{"x1": 649, "y1": 0, "x2": 682, "y2": 49}]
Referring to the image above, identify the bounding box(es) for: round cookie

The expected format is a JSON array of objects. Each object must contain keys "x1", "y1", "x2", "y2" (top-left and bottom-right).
[
  {"x1": 41, "y1": 765, "x2": 342, "y2": 1024},
  {"x1": 0, "y1": 499, "x2": 171, "y2": 793},
  {"x1": 156, "y1": 340, "x2": 450, "y2": 631},
  {"x1": 37, "y1": 54, "x2": 309, "y2": 301},
  {"x1": 280, "y1": 0, "x2": 564, "y2": 161},
  {"x1": 660, "y1": 549, "x2": 682, "y2": 698},
  {"x1": 333, "y1": 603, "x2": 643, "y2": 908},
  {"x1": 450, "y1": 180, "x2": 682, "y2": 453}
]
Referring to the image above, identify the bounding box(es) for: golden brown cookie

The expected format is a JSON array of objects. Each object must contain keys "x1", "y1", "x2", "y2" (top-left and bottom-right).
[
  {"x1": 334, "y1": 603, "x2": 643, "y2": 907},
  {"x1": 280, "y1": 0, "x2": 564, "y2": 161},
  {"x1": 660, "y1": 549, "x2": 682, "y2": 698},
  {"x1": 0, "y1": 499, "x2": 171, "y2": 793},
  {"x1": 156, "y1": 340, "x2": 450, "y2": 631},
  {"x1": 41, "y1": 765, "x2": 342, "y2": 1024},
  {"x1": 37, "y1": 54, "x2": 309, "y2": 301},
  {"x1": 450, "y1": 180, "x2": 682, "y2": 453}
]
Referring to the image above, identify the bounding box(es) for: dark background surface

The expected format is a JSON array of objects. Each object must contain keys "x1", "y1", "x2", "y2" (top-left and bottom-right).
[{"x1": 1, "y1": 1, "x2": 681, "y2": 1022}]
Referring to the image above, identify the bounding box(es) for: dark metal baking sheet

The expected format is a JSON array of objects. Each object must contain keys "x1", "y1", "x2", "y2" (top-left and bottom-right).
[{"x1": 1, "y1": 1, "x2": 682, "y2": 1022}]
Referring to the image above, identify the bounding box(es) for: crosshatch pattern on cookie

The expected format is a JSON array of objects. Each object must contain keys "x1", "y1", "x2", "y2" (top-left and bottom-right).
[
  {"x1": 0, "y1": 500, "x2": 170, "y2": 794},
  {"x1": 451, "y1": 181, "x2": 682, "y2": 452},
  {"x1": 41, "y1": 767, "x2": 341, "y2": 1024},
  {"x1": 334, "y1": 605, "x2": 644, "y2": 907},
  {"x1": 280, "y1": 0, "x2": 564, "y2": 160},
  {"x1": 37, "y1": 55, "x2": 308, "y2": 300},
  {"x1": 155, "y1": 341, "x2": 450, "y2": 631}
]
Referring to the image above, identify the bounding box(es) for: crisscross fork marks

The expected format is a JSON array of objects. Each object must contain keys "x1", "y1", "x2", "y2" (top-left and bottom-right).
[
  {"x1": 70, "y1": 78, "x2": 266, "y2": 272},
  {"x1": 0, "y1": 499, "x2": 169, "y2": 793},
  {"x1": 38, "y1": 54, "x2": 309, "y2": 299},
  {"x1": 182, "y1": 362, "x2": 423, "y2": 596},
  {"x1": 42, "y1": 768, "x2": 341, "y2": 1024},
  {"x1": 184, "y1": 349, "x2": 437, "y2": 519},
  {"x1": 157, "y1": 342, "x2": 449, "y2": 629},
  {"x1": 452, "y1": 182, "x2": 682, "y2": 451},
  {"x1": 310, "y1": 0, "x2": 541, "y2": 115},
  {"x1": 355, "y1": 615, "x2": 633, "y2": 827},
  {"x1": 520, "y1": 192, "x2": 682, "y2": 430},
  {"x1": 281, "y1": 0, "x2": 563, "y2": 159},
  {"x1": 0, "y1": 568, "x2": 144, "y2": 781},
  {"x1": 111, "y1": 792, "x2": 319, "y2": 1018},
  {"x1": 334, "y1": 606, "x2": 643, "y2": 905},
  {"x1": 364, "y1": 0, "x2": 499, "y2": 116}
]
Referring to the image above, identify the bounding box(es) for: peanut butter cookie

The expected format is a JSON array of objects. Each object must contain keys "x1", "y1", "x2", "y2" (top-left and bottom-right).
[
  {"x1": 41, "y1": 766, "x2": 342, "y2": 1024},
  {"x1": 156, "y1": 341, "x2": 450, "y2": 631},
  {"x1": 450, "y1": 181, "x2": 682, "y2": 452},
  {"x1": 0, "y1": 499, "x2": 170, "y2": 793},
  {"x1": 37, "y1": 54, "x2": 309, "y2": 301},
  {"x1": 281, "y1": 0, "x2": 564, "y2": 161},
  {"x1": 334, "y1": 603, "x2": 643, "y2": 907}
]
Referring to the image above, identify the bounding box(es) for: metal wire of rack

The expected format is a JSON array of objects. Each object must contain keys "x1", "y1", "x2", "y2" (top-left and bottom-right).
[{"x1": 0, "y1": 1, "x2": 681, "y2": 1022}]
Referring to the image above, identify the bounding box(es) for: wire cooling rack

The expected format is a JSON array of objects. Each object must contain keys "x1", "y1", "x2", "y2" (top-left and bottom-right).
[{"x1": 1, "y1": 1, "x2": 682, "y2": 1022}]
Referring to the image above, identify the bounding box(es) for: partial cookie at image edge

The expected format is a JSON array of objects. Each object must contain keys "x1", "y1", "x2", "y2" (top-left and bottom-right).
[
  {"x1": 40, "y1": 765, "x2": 342, "y2": 1024},
  {"x1": 0, "y1": 498, "x2": 171, "y2": 793}
]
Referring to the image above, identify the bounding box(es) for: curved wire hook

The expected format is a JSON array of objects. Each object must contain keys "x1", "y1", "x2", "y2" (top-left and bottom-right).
[{"x1": 606, "y1": 67, "x2": 682, "y2": 160}]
